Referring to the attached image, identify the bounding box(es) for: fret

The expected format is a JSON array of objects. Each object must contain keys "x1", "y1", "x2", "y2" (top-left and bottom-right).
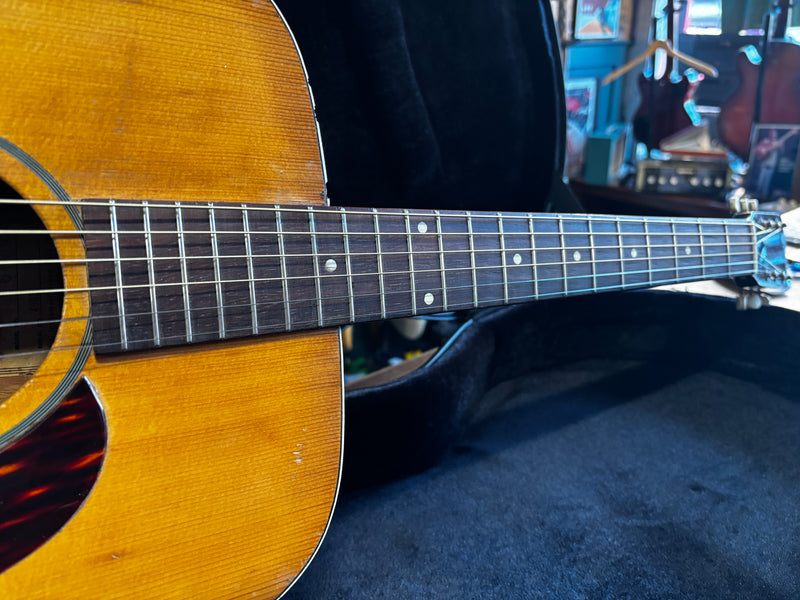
[
  {"x1": 700, "y1": 220, "x2": 729, "y2": 278},
  {"x1": 470, "y1": 213, "x2": 504, "y2": 304},
  {"x1": 275, "y1": 207, "x2": 292, "y2": 331},
  {"x1": 466, "y1": 211, "x2": 478, "y2": 308},
  {"x1": 346, "y1": 209, "x2": 382, "y2": 321},
  {"x1": 372, "y1": 208, "x2": 387, "y2": 319},
  {"x1": 724, "y1": 222, "x2": 733, "y2": 277},
  {"x1": 245, "y1": 205, "x2": 284, "y2": 333},
  {"x1": 182, "y1": 203, "x2": 222, "y2": 343},
  {"x1": 376, "y1": 209, "x2": 414, "y2": 316},
  {"x1": 616, "y1": 216, "x2": 627, "y2": 289},
  {"x1": 529, "y1": 215, "x2": 538, "y2": 299},
  {"x1": 212, "y1": 205, "x2": 253, "y2": 338},
  {"x1": 501, "y1": 214, "x2": 534, "y2": 302},
  {"x1": 669, "y1": 217, "x2": 678, "y2": 283},
  {"x1": 175, "y1": 203, "x2": 193, "y2": 343},
  {"x1": 208, "y1": 205, "x2": 226, "y2": 338},
  {"x1": 591, "y1": 216, "x2": 622, "y2": 291},
  {"x1": 643, "y1": 219, "x2": 653, "y2": 288},
  {"x1": 557, "y1": 216, "x2": 567, "y2": 297},
  {"x1": 588, "y1": 217, "x2": 598, "y2": 292},
  {"x1": 309, "y1": 207, "x2": 350, "y2": 327},
  {"x1": 404, "y1": 209, "x2": 443, "y2": 313},
  {"x1": 340, "y1": 208, "x2": 356, "y2": 323},
  {"x1": 280, "y1": 208, "x2": 318, "y2": 330},
  {"x1": 435, "y1": 210, "x2": 448, "y2": 311},
  {"x1": 619, "y1": 218, "x2": 648, "y2": 287},
  {"x1": 142, "y1": 201, "x2": 161, "y2": 346},
  {"x1": 241, "y1": 206, "x2": 259, "y2": 335},
  {"x1": 108, "y1": 199, "x2": 129, "y2": 350},
  {"x1": 404, "y1": 209, "x2": 418, "y2": 315},
  {"x1": 498, "y1": 215, "x2": 509, "y2": 304},
  {"x1": 647, "y1": 218, "x2": 677, "y2": 284},
  {"x1": 675, "y1": 218, "x2": 703, "y2": 280},
  {"x1": 532, "y1": 216, "x2": 563, "y2": 297},
  {"x1": 562, "y1": 217, "x2": 593, "y2": 294},
  {"x1": 439, "y1": 211, "x2": 473, "y2": 310},
  {"x1": 308, "y1": 208, "x2": 324, "y2": 327}
]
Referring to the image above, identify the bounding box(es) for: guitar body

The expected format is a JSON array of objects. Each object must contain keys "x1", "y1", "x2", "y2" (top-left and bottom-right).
[
  {"x1": 719, "y1": 41, "x2": 800, "y2": 158},
  {"x1": 0, "y1": 2, "x2": 342, "y2": 599},
  {"x1": 632, "y1": 73, "x2": 697, "y2": 149}
]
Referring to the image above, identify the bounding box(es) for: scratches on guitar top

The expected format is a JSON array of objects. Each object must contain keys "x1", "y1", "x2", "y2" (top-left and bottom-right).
[{"x1": 0, "y1": 380, "x2": 106, "y2": 573}]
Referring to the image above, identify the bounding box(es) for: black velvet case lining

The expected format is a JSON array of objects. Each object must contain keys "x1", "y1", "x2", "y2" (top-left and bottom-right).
[{"x1": 279, "y1": 0, "x2": 566, "y2": 212}]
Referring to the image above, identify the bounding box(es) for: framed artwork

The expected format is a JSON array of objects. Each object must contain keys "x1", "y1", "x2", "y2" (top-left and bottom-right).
[
  {"x1": 745, "y1": 124, "x2": 800, "y2": 204},
  {"x1": 574, "y1": 0, "x2": 622, "y2": 40},
  {"x1": 564, "y1": 78, "x2": 597, "y2": 177}
]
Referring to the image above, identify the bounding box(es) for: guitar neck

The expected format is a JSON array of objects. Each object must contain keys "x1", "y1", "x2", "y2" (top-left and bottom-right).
[{"x1": 82, "y1": 202, "x2": 761, "y2": 354}]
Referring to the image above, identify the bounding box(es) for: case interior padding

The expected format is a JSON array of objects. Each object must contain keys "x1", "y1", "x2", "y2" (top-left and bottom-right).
[{"x1": 288, "y1": 292, "x2": 800, "y2": 599}]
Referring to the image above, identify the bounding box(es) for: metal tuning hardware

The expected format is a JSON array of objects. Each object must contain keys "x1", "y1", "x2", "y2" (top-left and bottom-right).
[{"x1": 734, "y1": 211, "x2": 792, "y2": 309}]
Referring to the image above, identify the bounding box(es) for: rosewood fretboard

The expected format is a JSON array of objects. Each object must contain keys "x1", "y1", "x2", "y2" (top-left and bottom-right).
[{"x1": 82, "y1": 201, "x2": 757, "y2": 354}]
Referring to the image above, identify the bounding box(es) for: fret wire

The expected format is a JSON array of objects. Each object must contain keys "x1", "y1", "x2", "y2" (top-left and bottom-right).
[
  {"x1": 308, "y1": 207, "x2": 324, "y2": 327},
  {"x1": 11, "y1": 246, "x2": 757, "y2": 299},
  {"x1": 725, "y1": 222, "x2": 732, "y2": 278},
  {"x1": 242, "y1": 206, "x2": 259, "y2": 335},
  {"x1": 208, "y1": 204, "x2": 226, "y2": 339},
  {"x1": 372, "y1": 208, "x2": 387, "y2": 320},
  {"x1": 615, "y1": 216, "x2": 626, "y2": 289},
  {"x1": 175, "y1": 202, "x2": 193, "y2": 343},
  {"x1": 275, "y1": 206, "x2": 292, "y2": 331},
  {"x1": 498, "y1": 215, "x2": 509, "y2": 304},
  {"x1": 528, "y1": 215, "x2": 539, "y2": 299},
  {"x1": 698, "y1": 219, "x2": 707, "y2": 279},
  {"x1": 557, "y1": 215, "x2": 568, "y2": 297},
  {"x1": 588, "y1": 218, "x2": 598, "y2": 292},
  {"x1": 669, "y1": 217, "x2": 678, "y2": 279},
  {"x1": 466, "y1": 211, "x2": 478, "y2": 308},
  {"x1": 643, "y1": 219, "x2": 653, "y2": 288},
  {"x1": 435, "y1": 210, "x2": 448, "y2": 311},
  {"x1": 750, "y1": 220, "x2": 759, "y2": 272},
  {"x1": 142, "y1": 200, "x2": 161, "y2": 346},
  {"x1": 108, "y1": 199, "x2": 129, "y2": 351},
  {"x1": 339, "y1": 207, "x2": 356, "y2": 323},
  {"x1": 404, "y1": 209, "x2": 418, "y2": 315}
]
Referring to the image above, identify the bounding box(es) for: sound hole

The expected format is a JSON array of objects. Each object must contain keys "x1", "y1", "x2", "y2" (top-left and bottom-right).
[{"x1": 0, "y1": 182, "x2": 63, "y2": 403}]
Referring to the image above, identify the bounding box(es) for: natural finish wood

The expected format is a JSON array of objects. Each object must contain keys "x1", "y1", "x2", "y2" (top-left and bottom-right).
[{"x1": 0, "y1": 2, "x2": 340, "y2": 599}]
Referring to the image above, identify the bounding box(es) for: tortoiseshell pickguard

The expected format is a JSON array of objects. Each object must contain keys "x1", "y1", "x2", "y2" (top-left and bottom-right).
[{"x1": 0, "y1": 379, "x2": 106, "y2": 573}]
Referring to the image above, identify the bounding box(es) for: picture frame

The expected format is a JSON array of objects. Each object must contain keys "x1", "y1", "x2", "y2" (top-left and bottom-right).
[
  {"x1": 574, "y1": 0, "x2": 622, "y2": 40},
  {"x1": 564, "y1": 77, "x2": 597, "y2": 177},
  {"x1": 745, "y1": 124, "x2": 800, "y2": 205}
]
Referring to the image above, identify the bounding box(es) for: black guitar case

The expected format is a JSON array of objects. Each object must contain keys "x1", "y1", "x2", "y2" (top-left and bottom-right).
[{"x1": 278, "y1": 2, "x2": 800, "y2": 597}]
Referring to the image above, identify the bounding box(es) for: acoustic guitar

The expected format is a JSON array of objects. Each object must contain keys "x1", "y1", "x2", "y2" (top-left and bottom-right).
[{"x1": 0, "y1": 2, "x2": 791, "y2": 599}]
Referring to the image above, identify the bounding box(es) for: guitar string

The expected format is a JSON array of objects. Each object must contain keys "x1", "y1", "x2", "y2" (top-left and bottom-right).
[
  {"x1": 0, "y1": 258, "x2": 757, "y2": 360},
  {"x1": 0, "y1": 255, "x2": 758, "y2": 337},
  {"x1": 0, "y1": 235, "x2": 754, "y2": 269},
  {"x1": 0, "y1": 226, "x2": 754, "y2": 238},
  {"x1": 0, "y1": 244, "x2": 755, "y2": 299},
  {"x1": 0, "y1": 197, "x2": 765, "y2": 228}
]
